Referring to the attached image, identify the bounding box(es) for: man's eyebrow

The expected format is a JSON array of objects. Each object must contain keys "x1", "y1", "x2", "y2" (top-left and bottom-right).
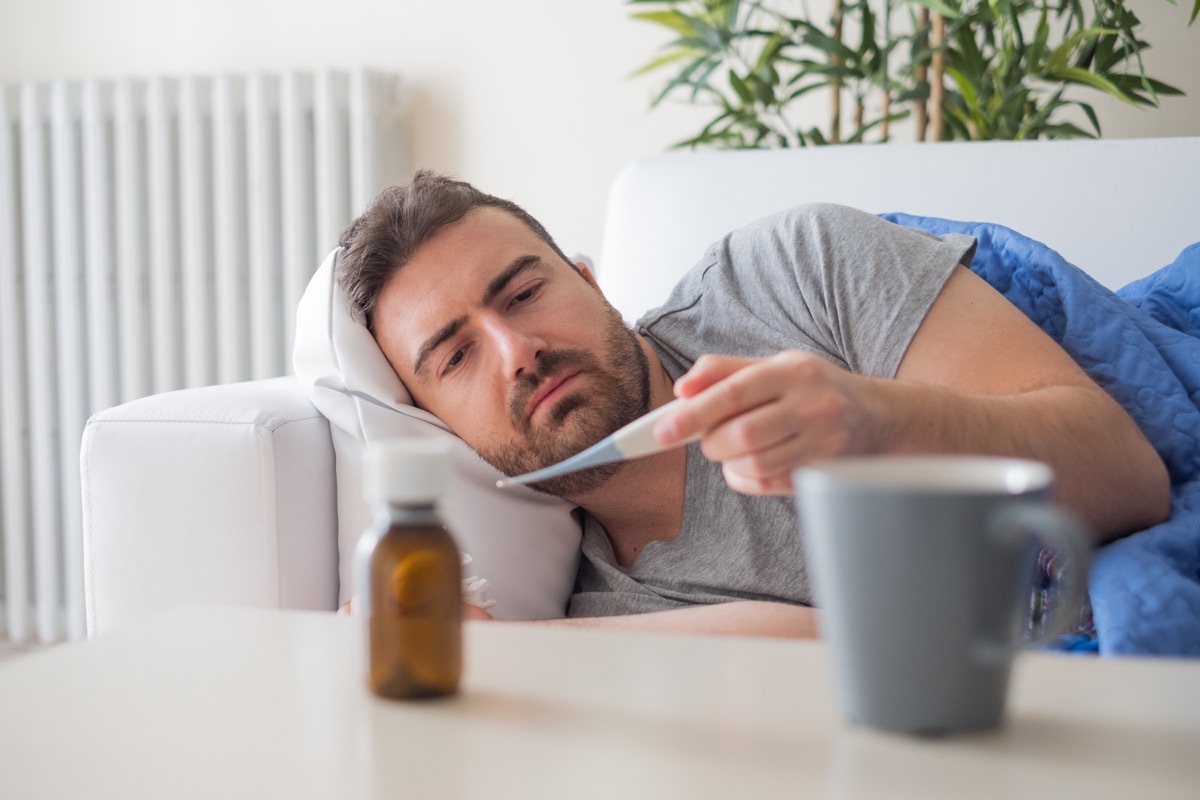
[
  {"x1": 411, "y1": 256, "x2": 546, "y2": 379},
  {"x1": 482, "y1": 255, "x2": 544, "y2": 306},
  {"x1": 413, "y1": 315, "x2": 467, "y2": 378}
]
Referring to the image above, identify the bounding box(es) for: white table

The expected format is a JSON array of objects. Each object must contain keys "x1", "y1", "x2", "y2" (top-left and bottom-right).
[{"x1": 0, "y1": 607, "x2": 1197, "y2": 799}]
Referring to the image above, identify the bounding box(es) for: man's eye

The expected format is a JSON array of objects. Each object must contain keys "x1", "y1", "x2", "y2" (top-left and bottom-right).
[
  {"x1": 444, "y1": 348, "x2": 465, "y2": 372},
  {"x1": 513, "y1": 284, "x2": 540, "y2": 305}
]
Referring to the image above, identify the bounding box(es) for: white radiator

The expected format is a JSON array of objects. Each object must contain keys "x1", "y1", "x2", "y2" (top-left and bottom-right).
[{"x1": 0, "y1": 70, "x2": 407, "y2": 644}]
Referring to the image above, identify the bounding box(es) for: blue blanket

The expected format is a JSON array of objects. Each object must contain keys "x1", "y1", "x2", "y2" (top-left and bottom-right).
[{"x1": 883, "y1": 214, "x2": 1200, "y2": 657}]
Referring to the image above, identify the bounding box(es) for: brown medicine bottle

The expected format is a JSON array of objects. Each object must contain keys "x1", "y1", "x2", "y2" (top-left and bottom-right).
[{"x1": 358, "y1": 439, "x2": 462, "y2": 699}]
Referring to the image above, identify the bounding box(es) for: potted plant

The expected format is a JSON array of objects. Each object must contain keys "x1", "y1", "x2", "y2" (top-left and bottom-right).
[{"x1": 630, "y1": 0, "x2": 1199, "y2": 147}]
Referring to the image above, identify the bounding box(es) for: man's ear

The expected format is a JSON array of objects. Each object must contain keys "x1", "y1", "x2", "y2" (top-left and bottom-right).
[{"x1": 575, "y1": 261, "x2": 604, "y2": 294}]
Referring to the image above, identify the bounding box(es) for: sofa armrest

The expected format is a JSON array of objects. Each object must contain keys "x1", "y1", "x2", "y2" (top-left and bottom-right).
[{"x1": 80, "y1": 377, "x2": 338, "y2": 636}]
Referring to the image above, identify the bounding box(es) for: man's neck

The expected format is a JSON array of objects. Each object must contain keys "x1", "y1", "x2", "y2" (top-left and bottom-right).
[{"x1": 566, "y1": 336, "x2": 686, "y2": 567}]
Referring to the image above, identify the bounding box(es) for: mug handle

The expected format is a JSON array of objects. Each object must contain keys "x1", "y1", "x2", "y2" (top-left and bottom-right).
[{"x1": 975, "y1": 503, "x2": 1092, "y2": 662}]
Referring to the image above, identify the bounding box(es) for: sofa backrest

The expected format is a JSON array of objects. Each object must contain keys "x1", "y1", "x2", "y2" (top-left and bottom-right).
[{"x1": 598, "y1": 138, "x2": 1200, "y2": 322}]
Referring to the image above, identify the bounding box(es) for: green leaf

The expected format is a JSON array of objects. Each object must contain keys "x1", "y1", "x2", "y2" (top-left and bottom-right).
[
  {"x1": 696, "y1": 109, "x2": 736, "y2": 139},
  {"x1": 728, "y1": 69, "x2": 754, "y2": 105},
  {"x1": 766, "y1": 63, "x2": 782, "y2": 87},
  {"x1": 1193, "y1": 0, "x2": 1200, "y2": 24},
  {"x1": 1107, "y1": 74, "x2": 1184, "y2": 97},
  {"x1": 648, "y1": 55, "x2": 716, "y2": 107},
  {"x1": 894, "y1": 85, "x2": 930, "y2": 104},
  {"x1": 1045, "y1": 28, "x2": 1113, "y2": 72},
  {"x1": 951, "y1": 22, "x2": 987, "y2": 79},
  {"x1": 629, "y1": 48, "x2": 697, "y2": 79},
  {"x1": 748, "y1": 74, "x2": 776, "y2": 105},
  {"x1": 669, "y1": 35, "x2": 725, "y2": 54},
  {"x1": 786, "y1": 82, "x2": 832, "y2": 102},
  {"x1": 689, "y1": 58, "x2": 725, "y2": 101},
  {"x1": 796, "y1": 24, "x2": 860, "y2": 63},
  {"x1": 1014, "y1": 92, "x2": 1064, "y2": 139},
  {"x1": 718, "y1": 0, "x2": 742, "y2": 32},
  {"x1": 1086, "y1": 30, "x2": 1117, "y2": 72},
  {"x1": 1035, "y1": 122, "x2": 1097, "y2": 140},
  {"x1": 908, "y1": 0, "x2": 960, "y2": 19},
  {"x1": 945, "y1": 66, "x2": 980, "y2": 112},
  {"x1": 1032, "y1": 6, "x2": 1050, "y2": 58},
  {"x1": 631, "y1": 10, "x2": 700, "y2": 38},
  {"x1": 1049, "y1": 65, "x2": 1137, "y2": 105},
  {"x1": 944, "y1": 106, "x2": 979, "y2": 138},
  {"x1": 753, "y1": 31, "x2": 788, "y2": 73},
  {"x1": 673, "y1": 109, "x2": 740, "y2": 150},
  {"x1": 846, "y1": 114, "x2": 897, "y2": 144},
  {"x1": 739, "y1": 28, "x2": 791, "y2": 40},
  {"x1": 944, "y1": 66, "x2": 991, "y2": 136},
  {"x1": 941, "y1": 112, "x2": 972, "y2": 141},
  {"x1": 1078, "y1": 102, "x2": 1102, "y2": 137}
]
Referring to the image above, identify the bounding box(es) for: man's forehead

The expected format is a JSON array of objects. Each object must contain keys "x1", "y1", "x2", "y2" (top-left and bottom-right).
[
  {"x1": 377, "y1": 208, "x2": 562, "y2": 358},
  {"x1": 404, "y1": 208, "x2": 544, "y2": 285}
]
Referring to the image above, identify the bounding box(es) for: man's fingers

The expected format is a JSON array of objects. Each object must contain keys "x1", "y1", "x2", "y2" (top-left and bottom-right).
[
  {"x1": 714, "y1": 429, "x2": 804, "y2": 478},
  {"x1": 699, "y1": 400, "x2": 799, "y2": 462},
  {"x1": 719, "y1": 401, "x2": 855, "y2": 495},
  {"x1": 721, "y1": 462, "x2": 795, "y2": 496},
  {"x1": 463, "y1": 603, "x2": 494, "y2": 621},
  {"x1": 672, "y1": 354, "x2": 755, "y2": 398},
  {"x1": 719, "y1": 427, "x2": 839, "y2": 492},
  {"x1": 656, "y1": 356, "x2": 775, "y2": 445}
]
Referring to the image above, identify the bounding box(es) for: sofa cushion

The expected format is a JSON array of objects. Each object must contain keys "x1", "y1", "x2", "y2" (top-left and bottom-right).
[{"x1": 293, "y1": 248, "x2": 581, "y2": 620}]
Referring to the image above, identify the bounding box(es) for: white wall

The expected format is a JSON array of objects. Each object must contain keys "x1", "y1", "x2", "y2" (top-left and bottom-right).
[{"x1": 1, "y1": 0, "x2": 1196, "y2": 262}]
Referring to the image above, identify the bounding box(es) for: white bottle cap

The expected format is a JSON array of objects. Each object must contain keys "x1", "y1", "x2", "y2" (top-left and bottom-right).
[{"x1": 366, "y1": 438, "x2": 452, "y2": 505}]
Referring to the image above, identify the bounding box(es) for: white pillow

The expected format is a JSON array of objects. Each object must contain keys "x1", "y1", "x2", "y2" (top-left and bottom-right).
[{"x1": 293, "y1": 247, "x2": 581, "y2": 620}]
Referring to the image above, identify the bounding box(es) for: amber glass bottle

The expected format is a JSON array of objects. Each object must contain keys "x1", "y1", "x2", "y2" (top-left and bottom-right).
[{"x1": 358, "y1": 440, "x2": 462, "y2": 699}]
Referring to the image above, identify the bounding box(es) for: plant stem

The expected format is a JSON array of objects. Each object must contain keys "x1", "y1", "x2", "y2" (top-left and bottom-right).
[
  {"x1": 881, "y1": 0, "x2": 893, "y2": 142},
  {"x1": 915, "y1": 7, "x2": 930, "y2": 142},
  {"x1": 930, "y1": 12, "x2": 946, "y2": 142},
  {"x1": 831, "y1": 0, "x2": 844, "y2": 144}
]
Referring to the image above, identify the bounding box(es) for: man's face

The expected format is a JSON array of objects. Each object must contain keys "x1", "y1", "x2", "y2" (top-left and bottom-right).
[{"x1": 373, "y1": 207, "x2": 650, "y2": 496}]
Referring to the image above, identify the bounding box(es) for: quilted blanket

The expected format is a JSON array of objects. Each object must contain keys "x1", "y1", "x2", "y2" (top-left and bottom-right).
[{"x1": 883, "y1": 214, "x2": 1200, "y2": 657}]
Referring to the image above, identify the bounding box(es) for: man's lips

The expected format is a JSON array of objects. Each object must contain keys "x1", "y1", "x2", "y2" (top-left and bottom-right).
[{"x1": 526, "y1": 370, "x2": 581, "y2": 420}]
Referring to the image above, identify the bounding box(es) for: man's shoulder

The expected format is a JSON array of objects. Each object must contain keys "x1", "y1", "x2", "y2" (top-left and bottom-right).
[
  {"x1": 733, "y1": 202, "x2": 874, "y2": 238},
  {"x1": 634, "y1": 203, "x2": 858, "y2": 340},
  {"x1": 639, "y1": 203, "x2": 875, "y2": 320}
]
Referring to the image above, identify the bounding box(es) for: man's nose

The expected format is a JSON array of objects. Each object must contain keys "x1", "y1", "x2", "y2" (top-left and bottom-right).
[{"x1": 481, "y1": 316, "x2": 547, "y2": 381}]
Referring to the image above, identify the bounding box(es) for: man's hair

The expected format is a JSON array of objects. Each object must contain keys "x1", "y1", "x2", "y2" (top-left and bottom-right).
[{"x1": 336, "y1": 170, "x2": 573, "y2": 332}]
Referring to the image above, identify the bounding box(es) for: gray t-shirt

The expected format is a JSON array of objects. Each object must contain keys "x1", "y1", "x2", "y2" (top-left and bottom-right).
[{"x1": 567, "y1": 204, "x2": 977, "y2": 618}]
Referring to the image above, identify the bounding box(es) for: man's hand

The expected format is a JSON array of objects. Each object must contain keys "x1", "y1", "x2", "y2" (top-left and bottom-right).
[
  {"x1": 654, "y1": 352, "x2": 876, "y2": 495},
  {"x1": 463, "y1": 604, "x2": 494, "y2": 621},
  {"x1": 338, "y1": 598, "x2": 494, "y2": 621},
  {"x1": 530, "y1": 600, "x2": 819, "y2": 639}
]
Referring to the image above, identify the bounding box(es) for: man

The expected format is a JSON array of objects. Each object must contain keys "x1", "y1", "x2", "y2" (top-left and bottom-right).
[{"x1": 336, "y1": 171, "x2": 1169, "y2": 637}]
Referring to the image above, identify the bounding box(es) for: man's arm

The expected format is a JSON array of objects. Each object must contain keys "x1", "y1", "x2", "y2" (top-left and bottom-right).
[
  {"x1": 654, "y1": 266, "x2": 1170, "y2": 542},
  {"x1": 518, "y1": 601, "x2": 819, "y2": 639},
  {"x1": 353, "y1": 598, "x2": 817, "y2": 639}
]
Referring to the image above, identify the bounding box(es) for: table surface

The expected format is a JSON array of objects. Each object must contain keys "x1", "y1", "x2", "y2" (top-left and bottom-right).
[{"x1": 0, "y1": 607, "x2": 1197, "y2": 800}]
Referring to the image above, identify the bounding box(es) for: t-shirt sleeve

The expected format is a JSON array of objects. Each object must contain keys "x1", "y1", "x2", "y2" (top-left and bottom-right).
[
  {"x1": 643, "y1": 203, "x2": 977, "y2": 379},
  {"x1": 739, "y1": 203, "x2": 977, "y2": 377}
]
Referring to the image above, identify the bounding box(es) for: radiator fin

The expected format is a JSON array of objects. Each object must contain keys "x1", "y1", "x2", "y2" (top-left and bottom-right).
[{"x1": 0, "y1": 70, "x2": 406, "y2": 643}]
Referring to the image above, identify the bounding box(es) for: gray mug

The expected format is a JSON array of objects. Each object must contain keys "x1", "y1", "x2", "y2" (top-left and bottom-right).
[{"x1": 794, "y1": 456, "x2": 1090, "y2": 735}]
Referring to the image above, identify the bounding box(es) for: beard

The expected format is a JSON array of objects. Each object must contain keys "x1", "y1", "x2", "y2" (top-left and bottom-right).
[{"x1": 477, "y1": 304, "x2": 651, "y2": 498}]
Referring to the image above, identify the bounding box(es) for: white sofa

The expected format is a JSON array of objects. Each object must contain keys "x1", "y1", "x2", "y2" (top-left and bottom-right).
[{"x1": 81, "y1": 137, "x2": 1200, "y2": 636}]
